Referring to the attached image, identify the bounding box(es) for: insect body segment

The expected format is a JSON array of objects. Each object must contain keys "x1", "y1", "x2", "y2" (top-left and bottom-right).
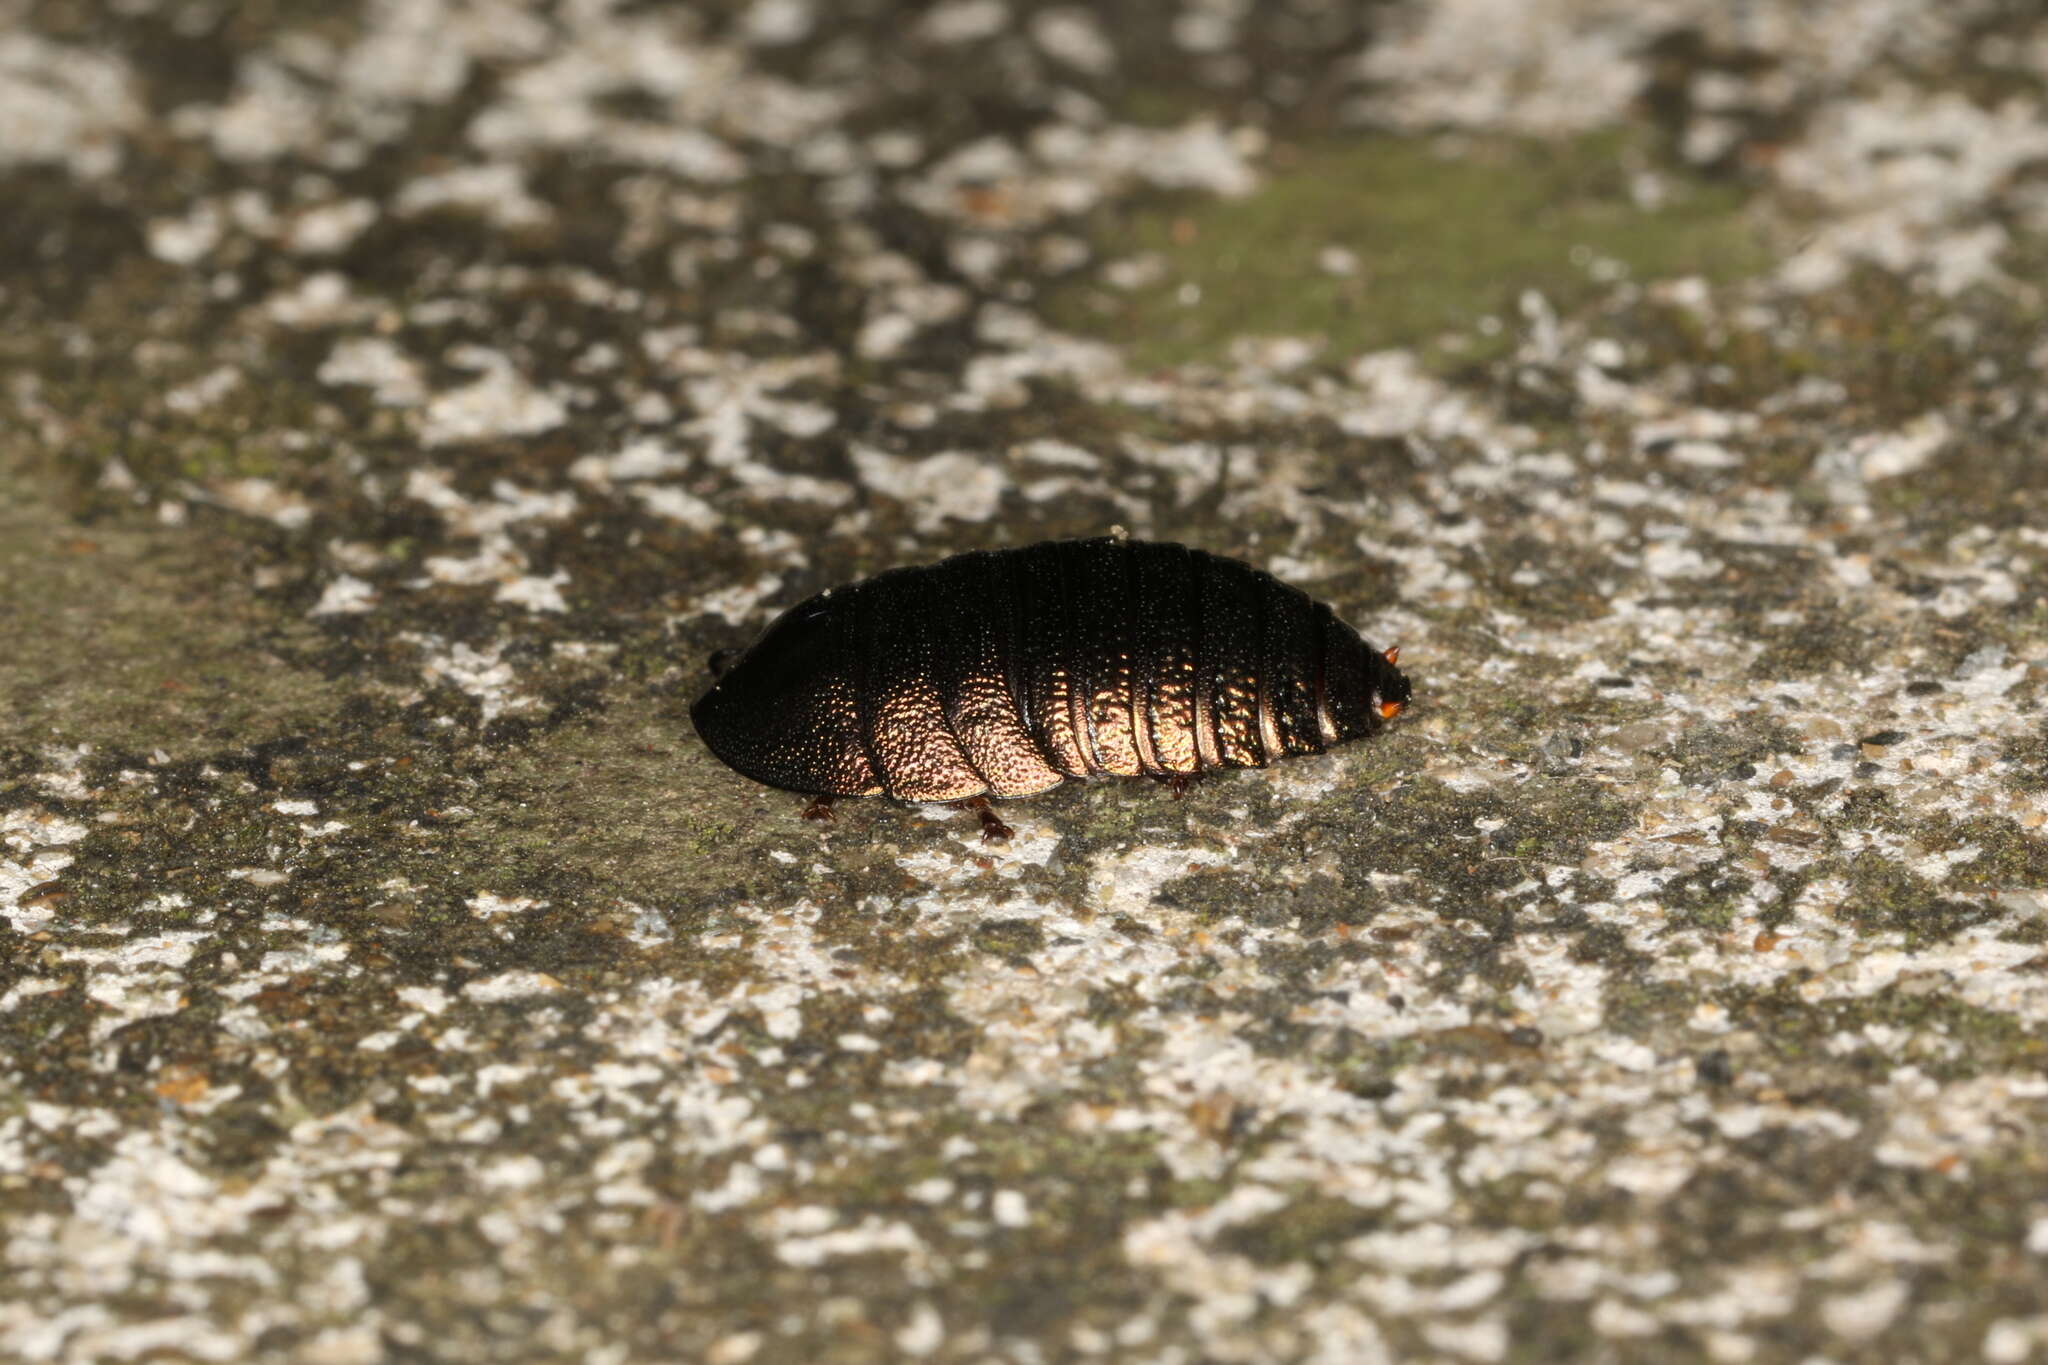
[{"x1": 691, "y1": 537, "x2": 1413, "y2": 804}]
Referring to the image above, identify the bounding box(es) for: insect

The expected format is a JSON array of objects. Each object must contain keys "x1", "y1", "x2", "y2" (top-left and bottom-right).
[{"x1": 691, "y1": 537, "x2": 1412, "y2": 839}]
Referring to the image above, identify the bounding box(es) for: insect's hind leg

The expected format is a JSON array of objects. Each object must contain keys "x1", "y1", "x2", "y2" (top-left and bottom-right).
[
  {"x1": 1152, "y1": 773, "x2": 1202, "y2": 800},
  {"x1": 802, "y1": 794, "x2": 836, "y2": 823}
]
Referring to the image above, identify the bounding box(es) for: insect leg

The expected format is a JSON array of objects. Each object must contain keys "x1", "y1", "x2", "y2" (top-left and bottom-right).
[{"x1": 802, "y1": 794, "x2": 837, "y2": 823}]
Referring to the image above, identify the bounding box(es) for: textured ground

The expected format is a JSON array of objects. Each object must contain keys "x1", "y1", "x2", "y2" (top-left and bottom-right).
[{"x1": 5, "y1": 1, "x2": 2048, "y2": 1361}]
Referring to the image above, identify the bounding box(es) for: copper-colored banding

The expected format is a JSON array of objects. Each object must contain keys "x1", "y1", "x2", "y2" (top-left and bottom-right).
[
  {"x1": 1252, "y1": 586, "x2": 1281, "y2": 762},
  {"x1": 1060, "y1": 544, "x2": 1103, "y2": 776},
  {"x1": 847, "y1": 586, "x2": 892, "y2": 794},
  {"x1": 1314, "y1": 613, "x2": 1340, "y2": 746},
  {"x1": 1190, "y1": 552, "x2": 1220, "y2": 770},
  {"x1": 1127, "y1": 546, "x2": 1164, "y2": 775}
]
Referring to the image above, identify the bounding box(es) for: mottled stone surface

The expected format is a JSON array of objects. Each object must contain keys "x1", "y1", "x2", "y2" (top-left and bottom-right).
[{"x1": 5, "y1": 1, "x2": 2048, "y2": 1361}]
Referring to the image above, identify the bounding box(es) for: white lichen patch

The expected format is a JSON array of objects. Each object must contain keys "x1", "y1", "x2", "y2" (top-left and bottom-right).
[
  {"x1": 205, "y1": 478, "x2": 314, "y2": 531},
  {"x1": 410, "y1": 636, "x2": 538, "y2": 722},
  {"x1": 1355, "y1": 0, "x2": 1656, "y2": 136},
  {"x1": 420, "y1": 348, "x2": 569, "y2": 447},
  {"x1": 1775, "y1": 87, "x2": 2048, "y2": 294},
  {"x1": 309, "y1": 575, "x2": 378, "y2": 617},
  {"x1": 0, "y1": 35, "x2": 143, "y2": 177},
  {"x1": 318, "y1": 337, "x2": 428, "y2": 407},
  {"x1": 464, "y1": 971, "x2": 564, "y2": 1002},
  {"x1": 393, "y1": 163, "x2": 553, "y2": 232}
]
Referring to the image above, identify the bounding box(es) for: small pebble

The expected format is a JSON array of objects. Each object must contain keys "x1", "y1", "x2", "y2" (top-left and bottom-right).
[{"x1": 1611, "y1": 721, "x2": 1666, "y2": 752}]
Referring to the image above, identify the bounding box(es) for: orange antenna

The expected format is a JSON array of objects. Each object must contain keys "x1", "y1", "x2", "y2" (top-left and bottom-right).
[{"x1": 1383, "y1": 645, "x2": 1401, "y2": 666}]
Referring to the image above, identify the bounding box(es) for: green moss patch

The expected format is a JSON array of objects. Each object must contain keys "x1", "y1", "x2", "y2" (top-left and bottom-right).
[
  {"x1": 0, "y1": 470, "x2": 349, "y2": 759},
  {"x1": 1051, "y1": 130, "x2": 1772, "y2": 369}
]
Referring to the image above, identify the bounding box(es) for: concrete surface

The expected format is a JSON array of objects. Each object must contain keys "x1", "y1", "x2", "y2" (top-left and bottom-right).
[{"x1": 4, "y1": 1, "x2": 2048, "y2": 1361}]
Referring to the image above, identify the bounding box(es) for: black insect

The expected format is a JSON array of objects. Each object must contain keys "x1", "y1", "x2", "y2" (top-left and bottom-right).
[{"x1": 691, "y1": 537, "x2": 1412, "y2": 838}]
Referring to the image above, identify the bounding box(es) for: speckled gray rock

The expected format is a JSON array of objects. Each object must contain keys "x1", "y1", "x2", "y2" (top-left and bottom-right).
[{"x1": 4, "y1": 3, "x2": 2048, "y2": 1363}]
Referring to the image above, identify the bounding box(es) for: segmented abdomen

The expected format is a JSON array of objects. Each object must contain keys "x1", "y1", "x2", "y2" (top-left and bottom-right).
[{"x1": 690, "y1": 537, "x2": 1401, "y2": 802}]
